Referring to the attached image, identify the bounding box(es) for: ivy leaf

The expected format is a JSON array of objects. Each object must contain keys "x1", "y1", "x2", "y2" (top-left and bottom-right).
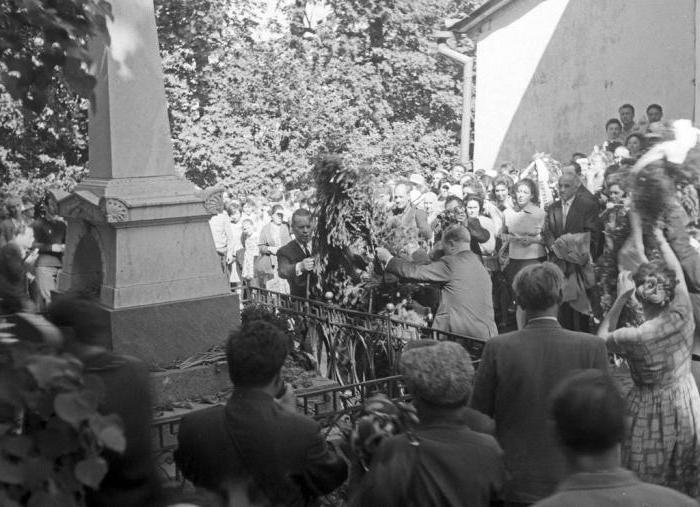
[
  {"x1": 88, "y1": 414, "x2": 126, "y2": 453},
  {"x1": 25, "y1": 355, "x2": 77, "y2": 390},
  {"x1": 54, "y1": 390, "x2": 99, "y2": 427},
  {"x1": 74, "y1": 455, "x2": 108, "y2": 489}
]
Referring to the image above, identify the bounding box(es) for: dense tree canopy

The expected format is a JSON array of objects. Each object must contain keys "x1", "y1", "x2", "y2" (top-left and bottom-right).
[{"x1": 1, "y1": 0, "x2": 477, "y2": 199}]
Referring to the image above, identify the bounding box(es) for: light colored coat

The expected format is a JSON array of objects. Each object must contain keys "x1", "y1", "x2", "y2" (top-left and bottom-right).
[{"x1": 386, "y1": 249, "x2": 497, "y2": 339}]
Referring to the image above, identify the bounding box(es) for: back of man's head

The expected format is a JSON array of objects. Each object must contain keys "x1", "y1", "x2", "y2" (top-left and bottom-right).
[
  {"x1": 551, "y1": 370, "x2": 625, "y2": 455},
  {"x1": 443, "y1": 224, "x2": 471, "y2": 245},
  {"x1": 513, "y1": 262, "x2": 564, "y2": 312},
  {"x1": 226, "y1": 321, "x2": 289, "y2": 387}
]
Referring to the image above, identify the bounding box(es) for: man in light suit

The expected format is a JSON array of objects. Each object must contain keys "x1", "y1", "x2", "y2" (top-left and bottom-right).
[
  {"x1": 470, "y1": 263, "x2": 608, "y2": 507},
  {"x1": 277, "y1": 208, "x2": 315, "y2": 299},
  {"x1": 543, "y1": 172, "x2": 602, "y2": 331},
  {"x1": 376, "y1": 225, "x2": 497, "y2": 340}
]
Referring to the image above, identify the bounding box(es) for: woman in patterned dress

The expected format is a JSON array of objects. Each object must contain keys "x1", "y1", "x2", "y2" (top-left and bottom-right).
[{"x1": 598, "y1": 226, "x2": 700, "y2": 498}]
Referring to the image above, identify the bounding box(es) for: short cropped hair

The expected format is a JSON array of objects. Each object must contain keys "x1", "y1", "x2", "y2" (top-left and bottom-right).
[
  {"x1": 605, "y1": 118, "x2": 622, "y2": 130},
  {"x1": 618, "y1": 103, "x2": 635, "y2": 114},
  {"x1": 443, "y1": 224, "x2": 470, "y2": 244},
  {"x1": 291, "y1": 208, "x2": 312, "y2": 224},
  {"x1": 513, "y1": 262, "x2": 564, "y2": 311},
  {"x1": 444, "y1": 195, "x2": 463, "y2": 208},
  {"x1": 551, "y1": 370, "x2": 626, "y2": 454},
  {"x1": 226, "y1": 321, "x2": 289, "y2": 387},
  {"x1": 647, "y1": 103, "x2": 663, "y2": 115}
]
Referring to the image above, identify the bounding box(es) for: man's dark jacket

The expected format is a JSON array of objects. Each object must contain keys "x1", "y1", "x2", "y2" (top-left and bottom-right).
[
  {"x1": 470, "y1": 319, "x2": 608, "y2": 504},
  {"x1": 174, "y1": 389, "x2": 347, "y2": 505},
  {"x1": 543, "y1": 192, "x2": 602, "y2": 260},
  {"x1": 277, "y1": 240, "x2": 313, "y2": 298}
]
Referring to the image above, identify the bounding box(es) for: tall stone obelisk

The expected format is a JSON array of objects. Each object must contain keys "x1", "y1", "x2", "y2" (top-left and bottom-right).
[{"x1": 56, "y1": 0, "x2": 238, "y2": 366}]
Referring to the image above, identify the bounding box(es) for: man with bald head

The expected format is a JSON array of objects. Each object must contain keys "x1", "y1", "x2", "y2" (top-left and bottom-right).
[
  {"x1": 376, "y1": 225, "x2": 497, "y2": 340},
  {"x1": 543, "y1": 174, "x2": 601, "y2": 331},
  {"x1": 392, "y1": 182, "x2": 431, "y2": 241}
]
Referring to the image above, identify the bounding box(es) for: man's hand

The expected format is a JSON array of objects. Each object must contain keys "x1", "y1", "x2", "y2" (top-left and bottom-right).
[
  {"x1": 226, "y1": 253, "x2": 234, "y2": 264},
  {"x1": 302, "y1": 257, "x2": 314, "y2": 272},
  {"x1": 50, "y1": 243, "x2": 65, "y2": 253},
  {"x1": 375, "y1": 247, "x2": 393, "y2": 264},
  {"x1": 269, "y1": 246, "x2": 278, "y2": 255}
]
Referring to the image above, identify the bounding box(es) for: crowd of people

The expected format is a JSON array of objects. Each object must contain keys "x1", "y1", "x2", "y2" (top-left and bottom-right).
[{"x1": 3, "y1": 100, "x2": 700, "y2": 506}]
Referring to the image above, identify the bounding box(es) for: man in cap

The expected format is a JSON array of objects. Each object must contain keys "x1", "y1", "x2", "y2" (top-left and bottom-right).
[{"x1": 348, "y1": 341, "x2": 504, "y2": 507}]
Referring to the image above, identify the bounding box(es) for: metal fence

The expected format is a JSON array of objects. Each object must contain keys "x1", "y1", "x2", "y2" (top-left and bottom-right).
[
  {"x1": 154, "y1": 288, "x2": 488, "y2": 484},
  {"x1": 153, "y1": 375, "x2": 408, "y2": 483},
  {"x1": 241, "y1": 286, "x2": 488, "y2": 385}
]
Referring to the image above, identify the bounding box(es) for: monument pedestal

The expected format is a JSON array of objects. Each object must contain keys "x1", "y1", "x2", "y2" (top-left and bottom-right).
[
  {"x1": 55, "y1": 0, "x2": 239, "y2": 369},
  {"x1": 57, "y1": 179, "x2": 237, "y2": 367}
]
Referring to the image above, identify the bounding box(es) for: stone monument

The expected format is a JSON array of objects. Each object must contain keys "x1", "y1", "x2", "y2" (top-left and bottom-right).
[{"x1": 56, "y1": 0, "x2": 238, "y2": 367}]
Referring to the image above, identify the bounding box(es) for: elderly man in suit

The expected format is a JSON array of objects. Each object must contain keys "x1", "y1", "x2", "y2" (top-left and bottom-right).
[
  {"x1": 277, "y1": 208, "x2": 315, "y2": 299},
  {"x1": 470, "y1": 263, "x2": 608, "y2": 507},
  {"x1": 376, "y1": 224, "x2": 497, "y2": 340},
  {"x1": 393, "y1": 182, "x2": 432, "y2": 241},
  {"x1": 543, "y1": 172, "x2": 601, "y2": 331}
]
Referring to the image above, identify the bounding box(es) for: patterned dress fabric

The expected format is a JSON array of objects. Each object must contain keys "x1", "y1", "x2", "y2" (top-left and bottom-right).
[{"x1": 610, "y1": 289, "x2": 700, "y2": 498}]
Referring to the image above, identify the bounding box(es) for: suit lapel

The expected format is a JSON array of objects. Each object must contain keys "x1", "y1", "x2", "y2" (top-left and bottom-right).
[{"x1": 554, "y1": 202, "x2": 564, "y2": 237}]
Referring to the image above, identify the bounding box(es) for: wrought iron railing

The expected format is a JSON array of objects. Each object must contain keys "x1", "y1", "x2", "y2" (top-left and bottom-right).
[
  {"x1": 241, "y1": 286, "x2": 487, "y2": 385},
  {"x1": 153, "y1": 375, "x2": 408, "y2": 484}
]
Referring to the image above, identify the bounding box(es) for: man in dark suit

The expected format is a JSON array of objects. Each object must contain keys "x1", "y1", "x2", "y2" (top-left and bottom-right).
[
  {"x1": 393, "y1": 182, "x2": 431, "y2": 241},
  {"x1": 543, "y1": 173, "x2": 602, "y2": 331},
  {"x1": 376, "y1": 224, "x2": 498, "y2": 340},
  {"x1": 175, "y1": 320, "x2": 347, "y2": 505},
  {"x1": 277, "y1": 208, "x2": 315, "y2": 298},
  {"x1": 470, "y1": 263, "x2": 608, "y2": 506}
]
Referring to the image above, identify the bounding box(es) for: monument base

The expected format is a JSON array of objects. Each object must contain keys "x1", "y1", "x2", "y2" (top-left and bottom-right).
[{"x1": 95, "y1": 293, "x2": 239, "y2": 367}]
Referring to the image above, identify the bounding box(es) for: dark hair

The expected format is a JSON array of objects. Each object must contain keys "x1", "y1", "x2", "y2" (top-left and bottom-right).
[
  {"x1": 515, "y1": 178, "x2": 539, "y2": 205},
  {"x1": 571, "y1": 153, "x2": 587, "y2": 163},
  {"x1": 493, "y1": 176, "x2": 512, "y2": 191},
  {"x1": 464, "y1": 193, "x2": 483, "y2": 213},
  {"x1": 444, "y1": 195, "x2": 463, "y2": 208},
  {"x1": 605, "y1": 118, "x2": 622, "y2": 130},
  {"x1": 513, "y1": 262, "x2": 564, "y2": 311},
  {"x1": 46, "y1": 296, "x2": 107, "y2": 346},
  {"x1": 270, "y1": 204, "x2": 284, "y2": 216},
  {"x1": 625, "y1": 133, "x2": 646, "y2": 150},
  {"x1": 291, "y1": 208, "x2": 312, "y2": 224},
  {"x1": 551, "y1": 370, "x2": 626, "y2": 454},
  {"x1": 647, "y1": 103, "x2": 663, "y2": 115},
  {"x1": 226, "y1": 320, "x2": 289, "y2": 387},
  {"x1": 618, "y1": 103, "x2": 635, "y2": 114}
]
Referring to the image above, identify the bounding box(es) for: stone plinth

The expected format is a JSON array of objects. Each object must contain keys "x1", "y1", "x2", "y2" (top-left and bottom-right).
[{"x1": 56, "y1": 0, "x2": 239, "y2": 367}]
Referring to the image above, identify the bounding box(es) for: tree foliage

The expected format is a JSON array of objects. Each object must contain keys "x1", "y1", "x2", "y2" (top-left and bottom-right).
[
  {"x1": 159, "y1": 0, "x2": 478, "y2": 195},
  {"x1": 2, "y1": 0, "x2": 477, "y2": 202}
]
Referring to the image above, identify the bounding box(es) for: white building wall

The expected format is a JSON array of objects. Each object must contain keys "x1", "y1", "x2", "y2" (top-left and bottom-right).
[{"x1": 469, "y1": 0, "x2": 696, "y2": 171}]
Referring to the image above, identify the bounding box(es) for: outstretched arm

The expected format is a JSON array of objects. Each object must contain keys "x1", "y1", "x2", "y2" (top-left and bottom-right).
[{"x1": 655, "y1": 227, "x2": 688, "y2": 295}]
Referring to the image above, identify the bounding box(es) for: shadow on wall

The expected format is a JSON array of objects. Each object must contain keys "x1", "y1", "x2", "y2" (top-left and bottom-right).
[{"x1": 472, "y1": 0, "x2": 695, "y2": 171}]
